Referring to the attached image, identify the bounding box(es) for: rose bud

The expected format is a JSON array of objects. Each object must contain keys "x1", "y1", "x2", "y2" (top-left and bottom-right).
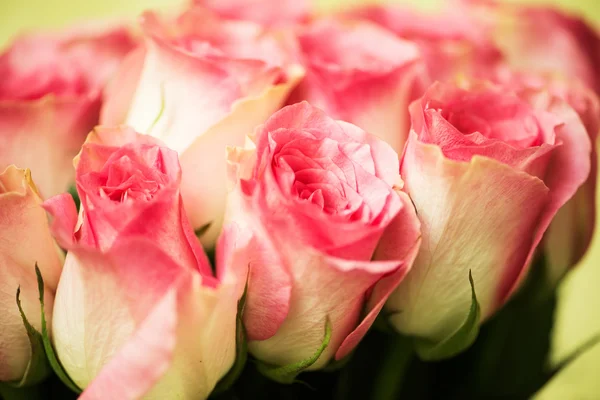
[
  {"x1": 193, "y1": 0, "x2": 309, "y2": 25},
  {"x1": 344, "y1": 4, "x2": 504, "y2": 83},
  {"x1": 44, "y1": 127, "x2": 243, "y2": 399},
  {"x1": 0, "y1": 166, "x2": 63, "y2": 384},
  {"x1": 384, "y1": 81, "x2": 591, "y2": 349},
  {"x1": 0, "y1": 25, "x2": 136, "y2": 198},
  {"x1": 101, "y1": 7, "x2": 304, "y2": 246},
  {"x1": 219, "y1": 102, "x2": 421, "y2": 375},
  {"x1": 287, "y1": 19, "x2": 426, "y2": 156}
]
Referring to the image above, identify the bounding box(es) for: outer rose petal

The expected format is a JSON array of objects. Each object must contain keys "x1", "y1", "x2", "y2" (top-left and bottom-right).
[
  {"x1": 0, "y1": 96, "x2": 100, "y2": 198},
  {"x1": 492, "y1": 72, "x2": 599, "y2": 281},
  {"x1": 220, "y1": 147, "x2": 291, "y2": 340},
  {"x1": 194, "y1": 0, "x2": 309, "y2": 25},
  {"x1": 218, "y1": 219, "x2": 291, "y2": 342},
  {"x1": 52, "y1": 238, "x2": 239, "y2": 399},
  {"x1": 335, "y1": 190, "x2": 421, "y2": 360},
  {"x1": 520, "y1": 92, "x2": 593, "y2": 287},
  {"x1": 99, "y1": 46, "x2": 146, "y2": 127},
  {"x1": 389, "y1": 135, "x2": 550, "y2": 341},
  {"x1": 247, "y1": 240, "x2": 401, "y2": 369},
  {"x1": 0, "y1": 167, "x2": 63, "y2": 381}
]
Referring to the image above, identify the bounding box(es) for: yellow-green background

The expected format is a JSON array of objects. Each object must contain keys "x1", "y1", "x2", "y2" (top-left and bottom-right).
[
  {"x1": 1, "y1": 0, "x2": 600, "y2": 397},
  {"x1": 2, "y1": 0, "x2": 600, "y2": 46}
]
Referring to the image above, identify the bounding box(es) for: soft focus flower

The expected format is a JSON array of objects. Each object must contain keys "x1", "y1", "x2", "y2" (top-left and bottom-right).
[
  {"x1": 0, "y1": 25, "x2": 136, "y2": 198},
  {"x1": 344, "y1": 4, "x2": 504, "y2": 83},
  {"x1": 101, "y1": 7, "x2": 304, "y2": 246},
  {"x1": 386, "y1": 81, "x2": 591, "y2": 341},
  {"x1": 0, "y1": 166, "x2": 63, "y2": 383},
  {"x1": 476, "y1": 2, "x2": 600, "y2": 279},
  {"x1": 287, "y1": 18, "x2": 426, "y2": 155},
  {"x1": 193, "y1": 0, "x2": 310, "y2": 25},
  {"x1": 494, "y1": 71, "x2": 600, "y2": 281},
  {"x1": 220, "y1": 102, "x2": 421, "y2": 369},
  {"x1": 490, "y1": 4, "x2": 600, "y2": 95},
  {"x1": 44, "y1": 127, "x2": 242, "y2": 399}
]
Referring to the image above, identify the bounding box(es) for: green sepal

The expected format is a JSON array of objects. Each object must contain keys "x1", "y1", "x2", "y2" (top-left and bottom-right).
[
  {"x1": 67, "y1": 185, "x2": 80, "y2": 212},
  {"x1": 414, "y1": 270, "x2": 481, "y2": 361},
  {"x1": 194, "y1": 222, "x2": 213, "y2": 239},
  {"x1": 256, "y1": 317, "x2": 332, "y2": 384},
  {"x1": 212, "y1": 280, "x2": 249, "y2": 394},
  {"x1": 35, "y1": 265, "x2": 82, "y2": 393},
  {"x1": 147, "y1": 82, "x2": 166, "y2": 134},
  {"x1": 6, "y1": 286, "x2": 51, "y2": 388}
]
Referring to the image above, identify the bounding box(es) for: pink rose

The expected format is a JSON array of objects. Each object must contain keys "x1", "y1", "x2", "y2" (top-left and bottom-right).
[
  {"x1": 493, "y1": 71, "x2": 600, "y2": 281},
  {"x1": 0, "y1": 166, "x2": 63, "y2": 383},
  {"x1": 101, "y1": 7, "x2": 304, "y2": 246},
  {"x1": 345, "y1": 4, "x2": 503, "y2": 83},
  {"x1": 193, "y1": 0, "x2": 310, "y2": 25},
  {"x1": 489, "y1": 4, "x2": 600, "y2": 95},
  {"x1": 0, "y1": 25, "x2": 136, "y2": 198},
  {"x1": 220, "y1": 103, "x2": 421, "y2": 370},
  {"x1": 44, "y1": 127, "x2": 242, "y2": 399},
  {"x1": 288, "y1": 19, "x2": 426, "y2": 155},
  {"x1": 385, "y1": 81, "x2": 591, "y2": 342}
]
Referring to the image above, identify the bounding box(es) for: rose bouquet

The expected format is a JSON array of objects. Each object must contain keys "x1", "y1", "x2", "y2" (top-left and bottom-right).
[{"x1": 0, "y1": 0, "x2": 599, "y2": 399}]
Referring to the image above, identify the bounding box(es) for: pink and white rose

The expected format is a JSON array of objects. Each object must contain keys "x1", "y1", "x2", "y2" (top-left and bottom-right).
[
  {"x1": 385, "y1": 81, "x2": 591, "y2": 341},
  {"x1": 220, "y1": 102, "x2": 421, "y2": 369},
  {"x1": 44, "y1": 127, "x2": 242, "y2": 399}
]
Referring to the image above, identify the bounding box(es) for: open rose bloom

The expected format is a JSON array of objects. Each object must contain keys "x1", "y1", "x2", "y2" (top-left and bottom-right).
[
  {"x1": 0, "y1": 0, "x2": 599, "y2": 398},
  {"x1": 221, "y1": 102, "x2": 420, "y2": 369}
]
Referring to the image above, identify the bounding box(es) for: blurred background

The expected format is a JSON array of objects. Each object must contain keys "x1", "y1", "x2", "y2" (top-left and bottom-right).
[
  {"x1": 1, "y1": 0, "x2": 600, "y2": 398},
  {"x1": 2, "y1": 0, "x2": 600, "y2": 46}
]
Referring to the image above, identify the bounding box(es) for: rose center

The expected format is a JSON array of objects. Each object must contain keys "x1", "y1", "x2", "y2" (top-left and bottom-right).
[
  {"x1": 98, "y1": 161, "x2": 163, "y2": 203},
  {"x1": 275, "y1": 152, "x2": 352, "y2": 216},
  {"x1": 440, "y1": 103, "x2": 543, "y2": 149}
]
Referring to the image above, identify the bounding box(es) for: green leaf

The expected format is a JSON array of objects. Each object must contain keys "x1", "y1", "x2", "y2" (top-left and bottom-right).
[
  {"x1": 35, "y1": 265, "x2": 82, "y2": 394},
  {"x1": 414, "y1": 270, "x2": 481, "y2": 361},
  {"x1": 213, "y1": 280, "x2": 249, "y2": 394},
  {"x1": 6, "y1": 286, "x2": 51, "y2": 388},
  {"x1": 194, "y1": 222, "x2": 212, "y2": 239},
  {"x1": 256, "y1": 317, "x2": 333, "y2": 384}
]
